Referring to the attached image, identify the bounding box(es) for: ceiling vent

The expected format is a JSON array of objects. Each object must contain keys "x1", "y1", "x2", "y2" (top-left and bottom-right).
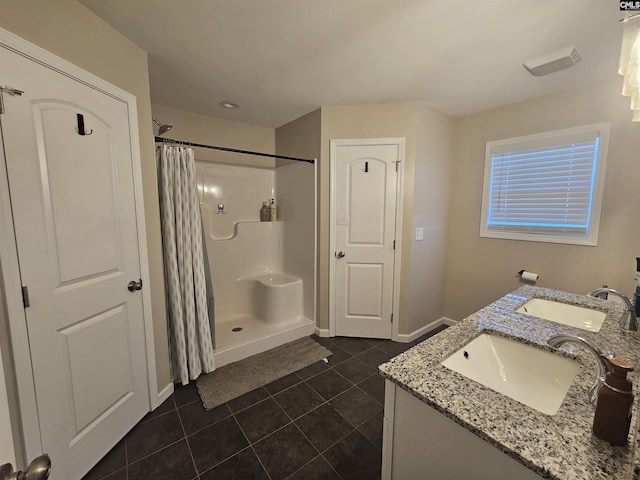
[{"x1": 523, "y1": 46, "x2": 582, "y2": 77}]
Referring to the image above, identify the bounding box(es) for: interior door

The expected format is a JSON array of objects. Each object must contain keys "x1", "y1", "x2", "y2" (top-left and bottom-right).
[
  {"x1": 0, "y1": 45, "x2": 149, "y2": 479},
  {"x1": 334, "y1": 142, "x2": 400, "y2": 338}
]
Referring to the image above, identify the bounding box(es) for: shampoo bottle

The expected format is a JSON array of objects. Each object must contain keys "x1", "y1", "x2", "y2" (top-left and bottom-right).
[
  {"x1": 269, "y1": 198, "x2": 277, "y2": 221},
  {"x1": 592, "y1": 355, "x2": 634, "y2": 445},
  {"x1": 260, "y1": 202, "x2": 269, "y2": 222}
]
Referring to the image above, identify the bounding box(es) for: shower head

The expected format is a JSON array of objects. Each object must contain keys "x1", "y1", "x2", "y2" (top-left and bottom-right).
[{"x1": 153, "y1": 117, "x2": 173, "y2": 136}]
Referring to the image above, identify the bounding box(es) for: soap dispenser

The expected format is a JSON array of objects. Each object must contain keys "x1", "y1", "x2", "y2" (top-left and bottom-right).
[
  {"x1": 269, "y1": 198, "x2": 277, "y2": 221},
  {"x1": 592, "y1": 355, "x2": 634, "y2": 445}
]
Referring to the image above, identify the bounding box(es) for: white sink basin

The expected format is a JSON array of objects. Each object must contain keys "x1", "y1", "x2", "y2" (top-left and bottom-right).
[
  {"x1": 442, "y1": 333, "x2": 580, "y2": 415},
  {"x1": 516, "y1": 298, "x2": 606, "y2": 332}
]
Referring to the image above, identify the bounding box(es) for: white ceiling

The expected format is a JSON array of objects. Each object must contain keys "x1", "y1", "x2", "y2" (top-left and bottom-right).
[{"x1": 81, "y1": 0, "x2": 625, "y2": 128}]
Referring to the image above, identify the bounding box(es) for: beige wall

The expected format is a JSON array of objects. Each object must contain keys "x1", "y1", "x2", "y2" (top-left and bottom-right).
[
  {"x1": 152, "y1": 104, "x2": 275, "y2": 167},
  {"x1": 276, "y1": 109, "x2": 322, "y2": 168},
  {"x1": 407, "y1": 107, "x2": 453, "y2": 334},
  {"x1": 0, "y1": 0, "x2": 171, "y2": 398},
  {"x1": 320, "y1": 103, "x2": 453, "y2": 335},
  {"x1": 444, "y1": 78, "x2": 640, "y2": 321}
]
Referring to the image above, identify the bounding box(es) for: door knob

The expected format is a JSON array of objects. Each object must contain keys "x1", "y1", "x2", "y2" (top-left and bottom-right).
[
  {"x1": 336, "y1": 251, "x2": 345, "y2": 259},
  {"x1": 127, "y1": 279, "x2": 143, "y2": 292},
  {"x1": 0, "y1": 454, "x2": 51, "y2": 480}
]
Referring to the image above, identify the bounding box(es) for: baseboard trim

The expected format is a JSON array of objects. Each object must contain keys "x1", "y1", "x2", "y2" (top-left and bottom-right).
[
  {"x1": 317, "y1": 318, "x2": 457, "y2": 342},
  {"x1": 153, "y1": 382, "x2": 174, "y2": 410},
  {"x1": 396, "y1": 317, "x2": 453, "y2": 343},
  {"x1": 314, "y1": 327, "x2": 331, "y2": 338}
]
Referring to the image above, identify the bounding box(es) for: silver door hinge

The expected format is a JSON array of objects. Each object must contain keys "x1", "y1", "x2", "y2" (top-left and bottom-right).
[
  {"x1": 0, "y1": 86, "x2": 24, "y2": 114},
  {"x1": 395, "y1": 161, "x2": 401, "y2": 172},
  {"x1": 391, "y1": 313, "x2": 394, "y2": 323},
  {"x1": 21, "y1": 286, "x2": 30, "y2": 308}
]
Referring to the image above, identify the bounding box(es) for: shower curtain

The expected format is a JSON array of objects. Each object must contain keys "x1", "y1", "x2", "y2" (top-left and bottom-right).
[{"x1": 157, "y1": 144, "x2": 215, "y2": 385}]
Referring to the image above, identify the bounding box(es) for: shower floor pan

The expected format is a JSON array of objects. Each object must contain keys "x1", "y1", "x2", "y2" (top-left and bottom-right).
[{"x1": 213, "y1": 314, "x2": 314, "y2": 368}]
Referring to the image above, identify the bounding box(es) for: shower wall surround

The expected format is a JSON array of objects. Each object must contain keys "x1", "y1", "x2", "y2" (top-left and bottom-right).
[
  {"x1": 198, "y1": 163, "x2": 280, "y2": 318},
  {"x1": 275, "y1": 161, "x2": 315, "y2": 321},
  {"x1": 198, "y1": 163, "x2": 275, "y2": 241},
  {"x1": 196, "y1": 161, "x2": 314, "y2": 366}
]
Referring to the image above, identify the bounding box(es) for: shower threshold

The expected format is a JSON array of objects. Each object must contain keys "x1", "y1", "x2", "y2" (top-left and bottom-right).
[{"x1": 213, "y1": 314, "x2": 314, "y2": 368}]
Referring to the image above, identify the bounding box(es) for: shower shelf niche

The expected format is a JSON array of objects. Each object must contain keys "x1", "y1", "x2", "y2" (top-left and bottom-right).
[{"x1": 201, "y1": 203, "x2": 283, "y2": 241}]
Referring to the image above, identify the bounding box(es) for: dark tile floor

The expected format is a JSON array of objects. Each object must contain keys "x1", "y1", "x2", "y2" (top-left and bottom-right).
[{"x1": 82, "y1": 326, "x2": 448, "y2": 480}]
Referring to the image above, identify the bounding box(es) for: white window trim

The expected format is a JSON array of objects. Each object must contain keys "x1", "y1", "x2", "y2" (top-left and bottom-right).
[{"x1": 480, "y1": 122, "x2": 611, "y2": 246}]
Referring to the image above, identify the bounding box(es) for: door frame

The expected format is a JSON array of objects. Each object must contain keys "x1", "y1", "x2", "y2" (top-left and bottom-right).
[
  {"x1": 0, "y1": 27, "x2": 158, "y2": 465},
  {"x1": 329, "y1": 138, "x2": 405, "y2": 340}
]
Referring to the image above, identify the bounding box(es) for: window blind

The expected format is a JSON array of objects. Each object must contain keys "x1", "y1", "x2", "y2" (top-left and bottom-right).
[{"x1": 486, "y1": 135, "x2": 599, "y2": 238}]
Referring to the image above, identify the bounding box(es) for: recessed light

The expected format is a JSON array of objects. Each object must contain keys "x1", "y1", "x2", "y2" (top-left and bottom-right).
[{"x1": 219, "y1": 100, "x2": 239, "y2": 109}]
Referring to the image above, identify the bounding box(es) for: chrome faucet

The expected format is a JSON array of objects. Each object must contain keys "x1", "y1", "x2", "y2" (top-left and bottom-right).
[
  {"x1": 547, "y1": 334, "x2": 612, "y2": 404},
  {"x1": 587, "y1": 287, "x2": 638, "y2": 331}
]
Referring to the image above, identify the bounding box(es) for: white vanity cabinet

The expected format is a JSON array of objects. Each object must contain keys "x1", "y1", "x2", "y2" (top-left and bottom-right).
[{"x1": 382, "y1": 380, "x2": 544, "y2": 480}]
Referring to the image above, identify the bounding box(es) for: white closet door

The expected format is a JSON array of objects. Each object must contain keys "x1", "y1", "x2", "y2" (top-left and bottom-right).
[
  {"x1": 334, "y1": 143, "x2": 400, "y2": 339},
  {"x1": 0, "y1": 44, "x2": 149, "y2": 479}
]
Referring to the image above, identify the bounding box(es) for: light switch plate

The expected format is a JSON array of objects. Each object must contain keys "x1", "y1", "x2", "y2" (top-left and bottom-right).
[{"x1": 416, "y1": 227, "x2": 424, "y2": 241}]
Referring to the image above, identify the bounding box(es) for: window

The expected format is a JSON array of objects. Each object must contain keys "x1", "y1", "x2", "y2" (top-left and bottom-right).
[{"x1": 480, "y1": 122, "x2": 610, "y2": 246}]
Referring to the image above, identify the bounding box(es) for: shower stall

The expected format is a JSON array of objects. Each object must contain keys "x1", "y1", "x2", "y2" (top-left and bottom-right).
[{"x1": 196, "y1": 159, "x2": 316, "y2": 367}]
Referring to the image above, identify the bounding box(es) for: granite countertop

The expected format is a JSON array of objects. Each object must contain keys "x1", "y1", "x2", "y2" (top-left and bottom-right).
[{"x1": 379, "y1": 285, "x2": 640, "y2": 480}]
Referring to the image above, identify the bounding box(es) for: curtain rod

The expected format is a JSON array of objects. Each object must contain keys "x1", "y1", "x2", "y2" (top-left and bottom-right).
[{"x1": 154, "y1": 136, "x2": 315, "y2": 164}]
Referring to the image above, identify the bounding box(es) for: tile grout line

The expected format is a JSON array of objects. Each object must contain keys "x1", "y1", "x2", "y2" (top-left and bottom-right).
[
  {"x1": 196, "y1": 446, "x2": 263, "y2": 480},
  {"x1": 262, "y1": 372, "x2": 303, "y2": 400},
  {"x1": 323, "y1": 347, "x2": 387, "y2": 451},
  {"x1": 291, "y1": 336, "x2": 428, "y2": 478},
  {"x1": 229, "y1": 366, "x2": 328, "y2": 475},
  {"x1": 320, "y1": 339, "x2": 386, "y2": 475},
  {"x1": 230, "y1": 412, "x2": 274, "y2": 480},
  {"x1": 278, "y1": 348, "x2": 372, "y2": 480},
  {"x1": 265, "y1": 379, "x2": 318, "y2": 450},
  {"x1": 258, "y1": 357, "x2": 354, "y2": 480},
  {"x1": 233, "y1": 369, "x2": 380, "y2": 480},
  {"x1": 249, "y1": 339, "x2": 388, "y2": 459},
  {"x1": 120, "y1": 409, "x2": 192, "y2": 476},
  {"x1": 176, "y1": 402, "x2": 234, "y2": 438},
  {"x1": 319, "y1": 451, "x2": 347, "y2": 480},
  {"x1": 174, "y1": 395, "x2": 201, "y2": 479},
  {"x1": 268, "y1": 384, "x2": 337, "y2": 480},
  {"x1": 281, "y1": 422, "x2": 325, "y2": 479},
  {"x1": 353, "y1": 381, "x2": 385, "y2": 408},
  {"x1": 171, "y1": 338, "x2": 399, "y2": 477},
  {"x1": 124, "y1": 438, "x2": 187, "y2": 471}
]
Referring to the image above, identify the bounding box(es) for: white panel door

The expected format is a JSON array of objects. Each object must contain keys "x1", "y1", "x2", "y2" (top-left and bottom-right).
[
  {"x1": 0, "y1": 46, "x2": 149, "y2": 479},
  {"x1": 334, "y1": 143, "x2": 399, "y2": 338}
]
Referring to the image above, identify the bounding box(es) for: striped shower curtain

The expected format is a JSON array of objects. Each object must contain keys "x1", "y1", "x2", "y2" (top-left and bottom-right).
[{"x1": 157, "y1": 144, "x2": 215, "y2": 385}]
